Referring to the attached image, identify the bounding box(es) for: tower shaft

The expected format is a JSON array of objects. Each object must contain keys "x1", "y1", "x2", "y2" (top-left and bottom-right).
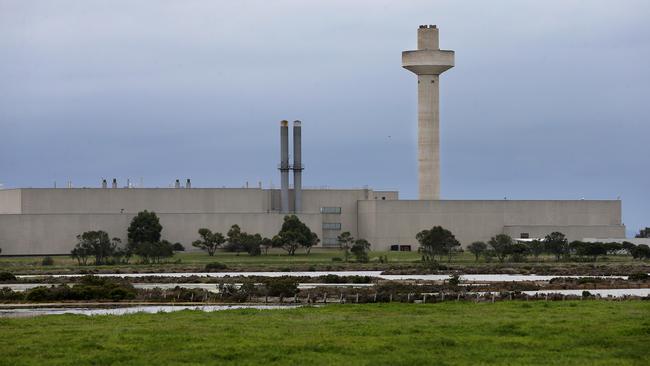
[{"x1": 402, "y1": 25, "x2": 454, "y2": 200}]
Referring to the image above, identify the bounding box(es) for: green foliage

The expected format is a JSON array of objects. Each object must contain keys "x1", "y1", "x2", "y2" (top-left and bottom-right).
[
  {"x1": 416, "y1": 226, "x2": 460, "y2": 262},
  {"x1": 337, "y1": 231, "x2": 354, "y2": 262},
  {"x1": 628, "y1": 272, "x2": 649, "y2": 281},
  {"x1": 351, "y1": 238, "x2": 371, "y2": 262},
  {"x1": 467, "y1": 241, "x2": 487, "y2": 261},
  {"x1": 263, "y1": 276, "x2": 299, "y2": 297},
  {"x1": 127, "y1": 210, "x2": 162, "y2": 244},
  {"x1": 22, "y1": 276, "x2": 136, "y2": 302},
  {"x1": 41, "y1": 256, "x2": 54, "y2": 266},
  {"x1": 0, "y1": 271, "x2": 17, "y2": 281},
  {"x1": 71, "y1": 230, "x2": 121, "y2": 265},
  {"x1": 126, "y1": 211, "x2": 173, "y2": 263},
  {"x1": 488, "y1": 234, "x2": 514, "y2": 263},
  {"x1": 544, "y1": 232, "x2": 569, "y2": 261},
  {"x1": 193, "y1": 228, "x2": 226, "y2": 256},
  {"x1": 631, "y1": 244, "x2": 650, "y2": 260},
  {"x1": 172, "y1": 243, "x2": 185, "y2": 251},
  {"x1": 273, "y1": 215, "x2": 319, "y2": 256},
  {"x1": 205, "y1": 262, "x2": 228, "y2": 271}
]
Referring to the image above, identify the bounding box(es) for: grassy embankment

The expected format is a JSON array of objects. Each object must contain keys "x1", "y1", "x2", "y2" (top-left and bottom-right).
[
  {"x1": 1, "y1": 250, "x2": 648, "y2": 275},
  {"x1": 0, "y1": 301, "x2": 648, "y2": 365}
]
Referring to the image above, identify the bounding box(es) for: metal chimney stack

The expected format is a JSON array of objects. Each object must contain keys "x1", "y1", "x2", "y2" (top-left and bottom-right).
[
  {"x1": 292, "y1": 120, "x2": 303, "y2": 212},
  {"x1": 279, "y1": 120, "x2": 290, "y2": 213}
]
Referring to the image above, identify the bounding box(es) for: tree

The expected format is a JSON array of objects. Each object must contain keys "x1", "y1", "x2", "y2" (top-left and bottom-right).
[
  {"x1": 488, "y1": 234, "x2": 514, "y2": 263},
  {"x1": 631, "y1": 244, "x2": 650, "y2": 260},
  {"x1": 467, "y1": 241, "x2": 487, "y2": 262},
  {"x1": 528, "y1": 239, "x2": 545, "y2": 259},
  {"x1": 571, "y1": 241, "x2": 607, "y2": 261},
  {"x1": 337, "y1": 232, "x2": 355, "y2": 262},
  {"x1": 351, "y1": 239, "x2": 371, "y2": 262},
  {"x1": 71, "y1": 231, "x2": 120, "y2": 265},
  {"x1": 226, "y1": 225, "x2": 245, "y2": 255},
  {"x1": 509, "y1": 242, "x2": 530, "y2": 262},
  {"x1": 126, "y1": 211, "x2": 171, "y2": 263},
  {"x1": 273, "y1": 215, "x2": 319, "y2": 256},
  {"x1": 544, "y1": 232, "x2": 569, "y2": 261},
  {"x1": 635, "y1": 227, "x2": 650, "y2": 238},
  {"x1": 192, "y1": 228, "x2": 226, "y2": 256},
  {"x1": 127, "y1": 210, "x2": 162, "y2": 245},
  {"x1": 416, "y1": 226, "x2": 460, "y2": 262},
  {"x1": 172, "y1": 243, "x2": 185, "y2": 252}
]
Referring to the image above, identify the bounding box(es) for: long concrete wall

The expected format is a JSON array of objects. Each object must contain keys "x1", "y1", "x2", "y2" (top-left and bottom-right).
[
  {"x1": 18, "y1": 188, "x2": 270, "y2": 214},
  {"x1": 358, "y1": 200, "x2": 625, "y2": 250},
  {"x1": 0, "y1": 212, "x2": 323, "y2": 255},
  {"x1": 0, "y1": 190, "x2": 21, "y2": 214}
]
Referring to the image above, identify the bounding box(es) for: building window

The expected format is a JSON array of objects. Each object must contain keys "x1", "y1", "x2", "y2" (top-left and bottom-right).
[
  {"x1": 320, "y1": 207, "x2": 341, "y2": 214},
  {"x1": 322, "y1": 223, "x2": 342, "y2": 230},
  {"x1": 322, "y1": 238, "x2": 339, "y2": 246},
  {"x1": 520, "y1": 233, "x2": 530, "y2": 239}
]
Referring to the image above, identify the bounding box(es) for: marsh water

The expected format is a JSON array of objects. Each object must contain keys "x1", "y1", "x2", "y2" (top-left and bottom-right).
[
  {"x1": 0, "y1": 304, "x2": 301, "y2": 318},
  {"x1": 16, "y1": 271, "x2": 632, "y2": 282}
]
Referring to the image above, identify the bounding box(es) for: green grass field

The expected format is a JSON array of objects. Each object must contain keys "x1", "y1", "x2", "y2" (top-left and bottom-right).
[
  {"x1": 2, "y1": 249, "x2": 646, "y2": 274},
  {"x1": 0, "y1": 301, "x2": 648, "y2": 365}
]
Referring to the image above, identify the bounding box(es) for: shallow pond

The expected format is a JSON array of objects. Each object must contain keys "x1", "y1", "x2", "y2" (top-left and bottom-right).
[
  {"x1": 16, "y1": 271, "x2": 632, "y2": 282},
  {"x1": 0, "y1": 304, "x2": 300, "y2": 318}
]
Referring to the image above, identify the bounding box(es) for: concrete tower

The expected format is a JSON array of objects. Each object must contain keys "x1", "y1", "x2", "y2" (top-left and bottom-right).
[
  {"x1": 279, "y1": 120, "x2": 290, "y2": 213},
  {"x1": 402, "y1": 25, "x2": 454, "y2": 200},
  {"x1": 292, "y1": 120, "x2": 303, "y2": 213}
]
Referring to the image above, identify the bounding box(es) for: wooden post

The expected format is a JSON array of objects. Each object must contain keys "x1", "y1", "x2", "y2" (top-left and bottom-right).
[
  {"x1": 407, "y1": 293, "x2": 411, "y2": 302},
  {"x1": 374, "y1": 293, "x2": 377, "y2": 302},
  {"x1": 423, "y1": 294, "x2": 427, "y2": 304},
  {"x1": 265, "y1": 295, "x2": 268, "y2": 303},
  {"x1": 340, "y1": 293, "x2": 344, "y2": 304},
  {"x1": 457, "y1": 293, "x2": 460, "y2": 301},
  {"x1": 324, "y1": 293, "x2": 327, "y2": 304},
  {"x1": 389, "y1": 294, "x2": 392, "y2": 303},
  {"x1": 356, "y1": 293, "x2": 359, "y2": 303},
  {"x1": 545, "y1": 294, "x2": 548, "y2": 301},
  {"x1": 294, "y1": 294, "x2": 298, "y2": 303},
  {"x1": 491, "y1": 293, "x2": 495, "y2": 303},
  {"x1": 509, "y1": 292, "x2": 512, "y2": 301},
  {"x1": 441, "y1": 292, "x2": 445, "y2": 301}
]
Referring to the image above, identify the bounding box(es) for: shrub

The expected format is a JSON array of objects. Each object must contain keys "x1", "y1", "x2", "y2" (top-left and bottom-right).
[
  {"x1": 41, "y1": 256, "x2": 54, "y2": 266},
  {"x1": 172, "y1": 243, "x2": 185, "y2": 251},
  {"x1": 331, "y1": 257, "x2": 343, "y2": 262},
  {"x1": 205, "y1": 262, "x2": 228, "y2": 271},
  {"x1": 264, "y1": 276, "x2": 299, "y2": 297},
  {"x1": 0, "y1": 272, "x2": 17, "y2": 281},
  {"x1": 629, "y1": 272, "x2": 649, "y2": 281}
]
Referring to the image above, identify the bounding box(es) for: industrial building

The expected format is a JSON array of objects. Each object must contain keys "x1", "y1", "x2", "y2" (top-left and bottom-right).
[{"x1": 0, "y1": 26, "x2": 625, "y2": 255}]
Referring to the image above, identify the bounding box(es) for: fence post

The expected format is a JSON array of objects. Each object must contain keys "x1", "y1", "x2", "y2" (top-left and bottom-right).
[
  {"x1": 356, "y1": 293, "x2": 359, "y2": 303},
  {"x1": 423, "y1": 294, "x2": 427, "y2": 304},
  {"x1": 407, "y1": 293, "x2": 411, "y2": 302},
  {"x1": 374, "y1": 293, "x2": 377, "y2": 302},
  {"x1": 389, "y1": 294, "x2": 392, "y2": 303},
  {"x1": 340, "y1": 293, "x2": 344, "y2": 304},
  {"x1": 492, "y1": 293, "x2": 495, "y2": 303},
  {"x1": 324, "y1": 293, "x2": 327, "y2": 304},
  {"x1": 441, "y1": 292, "x2": 445, "y2": 301}
]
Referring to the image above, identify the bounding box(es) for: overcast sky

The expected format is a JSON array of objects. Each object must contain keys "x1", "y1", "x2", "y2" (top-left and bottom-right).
[{"x1": 1, "y1": 0, "x2": 648, "y2": 236}]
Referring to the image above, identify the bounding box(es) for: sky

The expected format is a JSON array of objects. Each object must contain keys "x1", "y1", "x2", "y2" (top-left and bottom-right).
[{"x1": 0, "y1": 0, "x2": 648, "y2": 236}]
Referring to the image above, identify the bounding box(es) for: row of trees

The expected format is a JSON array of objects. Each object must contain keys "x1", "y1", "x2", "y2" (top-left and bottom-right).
[
  {"x1": 193, "y1": 215, "x2": 320, "y2": 257},
  {"x1": 416, "y1": 226, "x2": 650, "y2": 263},
  {"x1": 71, "y1": 211, "x2": 183, "y2": 265},
  {"x1": 336, "y1": 232, "x2": 371, "y2": 262}
]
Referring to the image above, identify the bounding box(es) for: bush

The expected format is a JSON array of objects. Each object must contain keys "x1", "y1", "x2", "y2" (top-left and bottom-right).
[
  {"x1": 629, "y1": 272, "x2": 649, "y2": 281},
  {"x1": 0, "y1": 272, "x2": 17, "y2": 281},
  {"x1": 331, "y1": 257, "x2": 343, "y2": 262},
  {"x1": 23, "y1": 276, "x2": 136, "y2": 302},
  {"x1": 172, "y1": 243, "x2": 185, "y2": 251},
  {"x1": 264, "y1": 276, "x2": 299, "y2": 297},
  {"x1": 205, "y1": 262, "x2": 228, "y2": 271},
  {"x1": 41, "y1": 256, "x2": 54, "y2": 266}
]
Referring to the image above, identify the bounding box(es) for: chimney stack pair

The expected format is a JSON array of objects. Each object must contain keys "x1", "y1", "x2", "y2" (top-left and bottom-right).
[{"x1": 279, "y1": 120, "x2": 303, "y2": 213}]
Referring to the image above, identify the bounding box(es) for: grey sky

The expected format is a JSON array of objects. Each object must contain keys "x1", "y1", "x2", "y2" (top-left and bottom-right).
[{"x1": 1, "y1": 0, "x2": 648, "y2": 236}]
